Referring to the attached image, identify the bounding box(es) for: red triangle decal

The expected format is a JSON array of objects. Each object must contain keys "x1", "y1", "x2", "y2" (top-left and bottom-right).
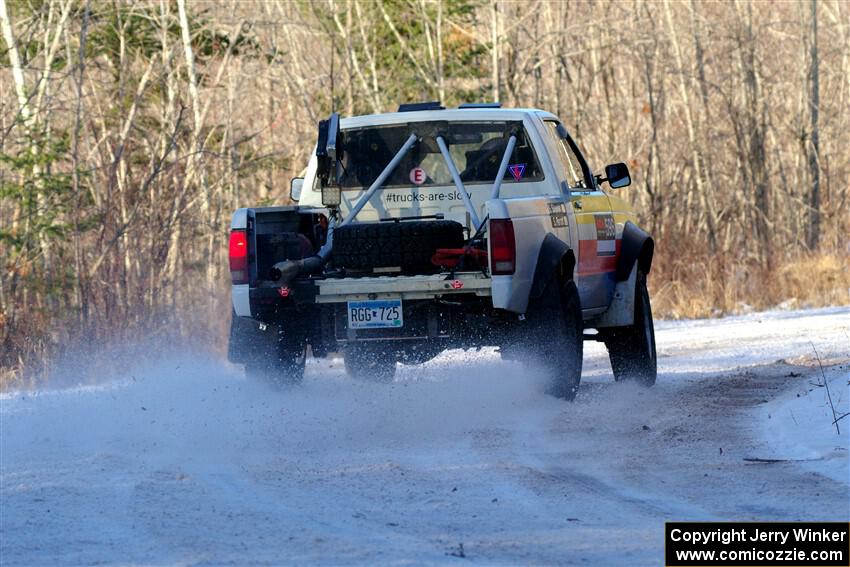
[{"x1": 508, "y1": 163, "x2": 526, "y2": 181}]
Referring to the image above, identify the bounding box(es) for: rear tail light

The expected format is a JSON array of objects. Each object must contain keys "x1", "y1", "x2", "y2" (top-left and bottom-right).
[
  {"x1": 489, "y1": 219, "x2": 516, "y2": 275},
  {"x1": 229, "y1": 229, "x2": 249, "y2": 284}
]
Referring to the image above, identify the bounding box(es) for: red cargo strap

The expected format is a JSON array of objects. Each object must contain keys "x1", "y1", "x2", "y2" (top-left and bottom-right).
[{"x1": 431, "y1": 247, "x2": 488, "y2": 269}]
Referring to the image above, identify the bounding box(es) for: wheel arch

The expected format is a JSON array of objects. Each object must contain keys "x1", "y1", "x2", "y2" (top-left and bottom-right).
[
  {"x1": 529, "y1": 233, "x2": 576, "y2": 300},
  {"x1": 616, "y1": 221, "x2": 654, "y2": 282}
]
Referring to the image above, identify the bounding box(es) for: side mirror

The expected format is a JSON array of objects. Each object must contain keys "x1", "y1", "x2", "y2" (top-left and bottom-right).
[
  {"x1": 603, "y1": 162, "x2": 631, "y2": 189},
  {"x1": 290, "y1": 177, "x2": 304, "y2": 201}
]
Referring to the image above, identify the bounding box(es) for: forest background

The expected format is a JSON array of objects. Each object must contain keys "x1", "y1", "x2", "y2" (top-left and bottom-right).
[{"x1": 1, "y1": 0, "x2": 848, "y2": 387}]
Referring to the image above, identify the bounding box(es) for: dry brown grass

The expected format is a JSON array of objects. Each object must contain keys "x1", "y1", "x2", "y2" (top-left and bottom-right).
[
  {"x1": 2, "y1": 251, "x2": 846, "y2": 392},
  {"x1": 0, "y1": 285, "x2": 232, "y2": 393},
  {"x1": 651, "y1": 251, "x2": 850, "y2": 319}
]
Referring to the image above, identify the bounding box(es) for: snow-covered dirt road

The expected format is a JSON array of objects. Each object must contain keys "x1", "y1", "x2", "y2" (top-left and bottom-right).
[{"x1": 2, "y1": 308, "x2": 848, "y2": 565}]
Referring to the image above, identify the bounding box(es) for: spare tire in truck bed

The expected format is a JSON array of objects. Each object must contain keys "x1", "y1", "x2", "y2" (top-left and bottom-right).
[{"x1": 332, "y1": 220, "x2": 464, "y2": 272}]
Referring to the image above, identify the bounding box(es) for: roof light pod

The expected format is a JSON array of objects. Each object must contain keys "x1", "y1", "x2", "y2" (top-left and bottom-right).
[
  {"x1": 397, "y1": 101, "x2": 444, "y2": 112},
  {"x1": 458, "y1": 102, "x2": 502, "y2": 109}
]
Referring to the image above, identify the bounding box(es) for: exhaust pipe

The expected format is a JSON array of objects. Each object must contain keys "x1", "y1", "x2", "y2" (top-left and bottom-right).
[
  {"x1": 268, "y1": 221, "x2": 337, "y2": 286},
  {"x1": 269, "y1": 255, "x2": 325, "y2": 284}
]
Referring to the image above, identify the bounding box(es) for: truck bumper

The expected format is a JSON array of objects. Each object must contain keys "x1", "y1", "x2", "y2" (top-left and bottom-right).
[
  {"x1": 240, "y1": 272, "x2": 499, "y2": 351},
  {"x1": 314, "y1": 272, "x2": 491, "y2": 303}
]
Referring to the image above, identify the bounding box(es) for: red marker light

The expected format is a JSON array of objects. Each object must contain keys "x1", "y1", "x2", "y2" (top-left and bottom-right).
[
  {"x1": 451, "y1": 280, "x2": 464, "y2": 289},
  {"x1": 229, "y1": 229, "x2": 249, "y2": 284},
  {"x1": 277, "y1": 287, "x2": 291, "y2": 298}
]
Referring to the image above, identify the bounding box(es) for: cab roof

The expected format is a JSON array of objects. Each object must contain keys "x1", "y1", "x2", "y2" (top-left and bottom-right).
[{"x1": 339, "y1": 107, "x2": 558, "y2": 130}]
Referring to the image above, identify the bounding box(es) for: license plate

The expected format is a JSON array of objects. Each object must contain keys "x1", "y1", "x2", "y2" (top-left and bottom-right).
[{"x1": 347, "y1": 300, "x2": 403, "y2": 329}]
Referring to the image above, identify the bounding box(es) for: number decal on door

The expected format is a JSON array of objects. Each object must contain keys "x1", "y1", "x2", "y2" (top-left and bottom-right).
[{"x1": 595, "y1": 213, "x2": 616, "y2": 257}]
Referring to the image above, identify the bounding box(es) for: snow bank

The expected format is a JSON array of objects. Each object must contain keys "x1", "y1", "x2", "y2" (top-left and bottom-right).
[{"x1": 759, "y1": 365, "x2": 849, "y2": 483}]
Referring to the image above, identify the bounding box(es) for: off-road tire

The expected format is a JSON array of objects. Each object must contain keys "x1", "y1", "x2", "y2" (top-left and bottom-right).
[
  {"x1": 244, "y1": 327, "x2": 307, "y2": 388},
  {"x1": 603, "y1": 271, "x2": 657, "y2": 386},
  {"x1": 332, "y1": 220, "x2": 464, "y2": 272},
  {"x1": 523, "y1": 278, "x2": 584, "y2": 400},
  {"x1": 343, "y1": 344, "x2": 397, "y2": 383}
]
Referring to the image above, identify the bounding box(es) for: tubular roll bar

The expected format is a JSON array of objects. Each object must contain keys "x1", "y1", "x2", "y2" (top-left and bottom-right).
[
  {"x1": 435, "y1": 135, "x2": 482, "y2": 231},
  {"x1": 340, "y1": 133, "x2": 419, "y2": 228},
  {"x1": 490, "y1": 135, "x2": 517, "y2": 200},
  {"x1": 319, "y1": 133, "x2": 418, "y2": 259},
  {"x1": 320, "y1": 129, "x2": 518, "y2": 259}
]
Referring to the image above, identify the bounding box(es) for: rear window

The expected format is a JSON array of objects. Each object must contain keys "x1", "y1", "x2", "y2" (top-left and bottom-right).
[{"x1": 336, "y1": 121, "x2": 544, "y2": 190}]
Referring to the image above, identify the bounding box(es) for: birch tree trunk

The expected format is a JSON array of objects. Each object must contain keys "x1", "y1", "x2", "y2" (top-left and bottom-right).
[
  {"x1": 176, "y1": 0, "x2": 214, "y2": 290},
  {"x1": 491, "y1": 0, "x2": 500, "y2": 102},
  {"x1": 663, "y1": 0, "x2": 717, "y2": 253},
  {"x1": 0, "y1": 0, "x2": 31, "y2": 124},
  {"x1": 806, "y1": 0, "x2": 821, "y2": 251}
]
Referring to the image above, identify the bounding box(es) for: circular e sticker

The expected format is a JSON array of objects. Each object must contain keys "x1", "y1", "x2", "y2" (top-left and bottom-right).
[{"x1": 409, "y1": 167, "x2": 427, "y2": 185}]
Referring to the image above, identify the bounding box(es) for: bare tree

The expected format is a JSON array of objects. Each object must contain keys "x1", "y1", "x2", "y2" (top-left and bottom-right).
[
  {"x1": 2, "y1": 0, "x2": 849, "y2": 385},
  {"x1": 806, "y1": 0, "x2": 821, "y2": 251}
]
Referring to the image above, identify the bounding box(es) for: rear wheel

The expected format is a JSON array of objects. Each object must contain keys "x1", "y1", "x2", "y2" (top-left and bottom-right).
[
  {"x1": 344, "y1": 344, "x2": 397, "y2": 383},
  {"x1": 603, "y1": 271, "x2": 656, "y2": 386},
  {"x1": 523, "y1": 277, "x2": 584, "y2": 400}
]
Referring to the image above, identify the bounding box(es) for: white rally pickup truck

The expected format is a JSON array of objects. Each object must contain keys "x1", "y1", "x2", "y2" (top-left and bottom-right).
[{"x1": 228, "y1": 103, "x2": 655, "y2": 400}]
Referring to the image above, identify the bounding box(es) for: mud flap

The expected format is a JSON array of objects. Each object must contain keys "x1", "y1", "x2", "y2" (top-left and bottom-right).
[
  {"x1": 227, "y1": 311, "x2": 278, "y2": 364},
  {"x1": 594, "y1": 264, "x2": 637, "y2": 328}
]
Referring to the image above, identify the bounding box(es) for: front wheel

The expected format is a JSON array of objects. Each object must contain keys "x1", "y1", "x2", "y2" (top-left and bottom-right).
[{"x1": 603, "y1": 271, "x2": 657, "y2": 386}]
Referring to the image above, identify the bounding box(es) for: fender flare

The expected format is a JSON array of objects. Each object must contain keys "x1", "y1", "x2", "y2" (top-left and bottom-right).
[
  {"x1": 616, "y1": 221, "x2": 654, "y2": 282},
  {"x1": 529, "y1": 233, "x2": 576, "y2": 300}
]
